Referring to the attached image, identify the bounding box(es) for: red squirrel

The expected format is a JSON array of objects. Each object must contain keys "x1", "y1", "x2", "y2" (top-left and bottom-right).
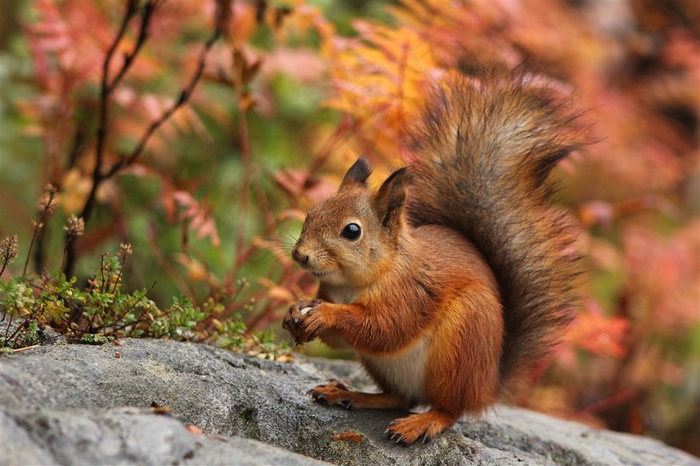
[{"x1": 283, "y1": 67, "x2": 584, "y2": 445}]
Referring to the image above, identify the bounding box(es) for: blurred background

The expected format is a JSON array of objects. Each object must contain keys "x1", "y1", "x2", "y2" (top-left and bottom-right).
[{"x1": 0, "y1": 0, "x2": 697, "y2": 456}]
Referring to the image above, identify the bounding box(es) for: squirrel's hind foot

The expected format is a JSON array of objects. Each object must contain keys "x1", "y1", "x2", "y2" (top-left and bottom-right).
[{"x1": 385, "y1": 410, "x2": 456, "y2": 445}]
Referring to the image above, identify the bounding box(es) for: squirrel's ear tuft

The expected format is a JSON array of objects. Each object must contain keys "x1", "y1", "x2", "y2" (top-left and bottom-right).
[
  {"x1": 340, "y1": 158, "x2": 372, "y2": 189},
  {"x1": 373, "y1": 167, "x2": 409, "y2": 231}
]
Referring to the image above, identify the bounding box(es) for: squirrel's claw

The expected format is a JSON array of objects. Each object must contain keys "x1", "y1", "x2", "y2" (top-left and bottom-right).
[
  {"x1": 385, "y1": 412, "x2": 453, "y2": 446},
  {"x1": 336, "y1": 398, "x2": 354, "y2": 410},
  {"x1": 283, "y1": 299, "x2": 325, "y2": 344},
  {"x1": 386, "y1": 431, "x2": 409, "y2": 446},
  {"x1": 308, "y1": 382, "x2": 355, "y2": 410}
]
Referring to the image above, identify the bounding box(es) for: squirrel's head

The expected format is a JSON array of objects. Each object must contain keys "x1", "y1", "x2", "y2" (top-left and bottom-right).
[{"x1": 292, "y1": 158, "x2": 409, "y2": 288}]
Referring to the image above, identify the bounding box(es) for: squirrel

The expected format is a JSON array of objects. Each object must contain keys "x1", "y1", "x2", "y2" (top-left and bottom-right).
[{"x1": 282, "y1": 66, "x2": 585, "y2": 445}]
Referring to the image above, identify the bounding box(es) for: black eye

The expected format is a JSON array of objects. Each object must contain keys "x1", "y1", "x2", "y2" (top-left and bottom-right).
[{"x1": 341, "y1": 223, "x2": 361, "y2": 240}]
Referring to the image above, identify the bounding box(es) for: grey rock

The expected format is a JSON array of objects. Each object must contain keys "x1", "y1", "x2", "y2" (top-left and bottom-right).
[
  {"x1": 0, "y1": 338, "x2": 697, "y2": 465},
  {"x1": 1, "y1": 406, "x2": 329, "y2": 466}
]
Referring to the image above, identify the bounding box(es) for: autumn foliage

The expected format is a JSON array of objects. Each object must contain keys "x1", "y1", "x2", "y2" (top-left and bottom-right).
[{"x1": 0, "y1": 0, "x2": 698, "y2": 456}]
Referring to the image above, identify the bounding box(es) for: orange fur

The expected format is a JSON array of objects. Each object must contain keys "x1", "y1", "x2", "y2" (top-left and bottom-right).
[{"x1": 282, "y1": 67, "x2": 583, "y2": 445}]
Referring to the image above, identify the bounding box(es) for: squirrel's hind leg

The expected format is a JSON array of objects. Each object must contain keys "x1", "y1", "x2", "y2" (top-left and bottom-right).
[
  {"x1": 308, "y1": 382, "x2": 405, "y2": 410},
  {"x1": 386, "y1": 410, "x2": 457, "y2": 445}
]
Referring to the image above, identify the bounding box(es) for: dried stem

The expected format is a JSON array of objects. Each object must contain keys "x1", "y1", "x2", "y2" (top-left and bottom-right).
[
  {"x1": 11, "y1": 345, "x2": 40, "y2": 353},
  {"x1": 23, "y1": 188, "x2": 56, "y2": 279},
  {"x1": 111, "y1": 255, "x2": 127, "y2": 296},
  {"x1": 59, "y1": 240, "x2": 70, "y2": 279},
  {"x1": 63, "y1": 1, "x2": 221, "y2": 276},
  {"x1": 23, "y1": 223, "x2": 42, "y2": 278},
  {"x1": 5, "y1": 319, "x2": 29, "y2": 349},
  {"x1": 107, "y1": 0, "x2": 161, "y2": 93},
  {"x1": 87, "y1": 0, "x2": 142, "y2": 223},
  {"x1": 63, "y1": 0, "x2": 142, "y2": 277},
  {"x1": 104, "y1": 27, "x2": 221, "y2": 178},
  {"x1": 99, "y1": 253, "x2": 107, "y2": 294}
]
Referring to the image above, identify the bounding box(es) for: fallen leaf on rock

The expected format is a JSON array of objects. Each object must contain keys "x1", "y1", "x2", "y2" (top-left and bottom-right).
[
  {"x1": 186, "y1": 424, "x2": 204, "y2": 435},
  {"x1": 332, "y1": 431, "x2": 363, "y2": 443},
  {"x1": 149, "y1": 402, "x2": 172, "y2": 414}
]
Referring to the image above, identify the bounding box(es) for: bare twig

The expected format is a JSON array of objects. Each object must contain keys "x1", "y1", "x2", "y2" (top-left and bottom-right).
[
  {"x1": 99, "y1": 252, "x2": 107, "y2": 294},
  {"x1": 12, "y1": 344, "x2": 40, "y2": 353},
  {"x1": 5, "y1": 316, "x2": 31, "y2": 348},
  {"x1": 86, "y1": 0, "x2": 142, "y2": 225},
  {"x1": 111, "y1": 256, "x2": 126, "y2": 296},
  {"x1": 63, "y1": 0, "x2": 143, "y2": 277},
  {"x1": 105, "y1": 30, "x2": 221, "y2": 178},
  {"x1": 35, "y1": 123, "x2": 81, "y2": 275},
  {"x1": 63, "y1": 2, "x2": 221, "y2": 276},
  {"x1": 23, "y1": 187, "x2": 57, "y2": 278},
  {"x1": 107, "y1": 0, "x2": 159, "y2": 93}
]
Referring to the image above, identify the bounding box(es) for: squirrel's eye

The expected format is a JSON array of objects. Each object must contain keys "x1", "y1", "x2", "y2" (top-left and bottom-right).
[{"x1": 341, "y1": 223, "x2": 361, "y2": 240}]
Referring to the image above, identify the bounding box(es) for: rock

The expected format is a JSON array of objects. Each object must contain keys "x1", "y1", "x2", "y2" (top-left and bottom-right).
[
  {"x1": 0, "y1": 339, "x2": 697, "y2": 465},
  {"x1": 1, "y1": 407, "x2": 329, "y2": 466}
]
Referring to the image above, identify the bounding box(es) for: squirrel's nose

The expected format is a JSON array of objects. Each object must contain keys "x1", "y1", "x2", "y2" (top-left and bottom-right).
[{"x1": 292, "y1": 247, "x2": 309, "y2": 265}]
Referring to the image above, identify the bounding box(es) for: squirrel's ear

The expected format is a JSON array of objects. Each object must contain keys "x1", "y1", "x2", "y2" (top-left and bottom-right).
[
  {"x1": 340, "y1": 158, "x2": 372, "y2": 190},
  {"x1": 373, "y1": 167, "x2": 409, "y2": 231}
]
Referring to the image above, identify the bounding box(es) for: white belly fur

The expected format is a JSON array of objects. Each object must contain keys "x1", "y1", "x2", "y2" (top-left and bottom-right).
[{"x1": 360, "y1": 335, "x2": 430, "y2": 403}]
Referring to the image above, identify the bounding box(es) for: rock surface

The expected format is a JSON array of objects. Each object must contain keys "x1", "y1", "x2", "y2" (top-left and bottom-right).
[
  {"x1": 2, "y1": 407, "x2": 329, "y2": 466},
  {"x1": 0, "y1": 338, "x2": 697, "y2": 465}
]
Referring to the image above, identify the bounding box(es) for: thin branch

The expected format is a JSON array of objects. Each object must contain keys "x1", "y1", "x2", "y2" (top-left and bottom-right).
[
  {"x1": 103, "y1": 28, "x2": 222, "y2": 179},
  {"x1": 63, "y1": 0, "x2": 141, "y2": 277},
  {"x1": 59, "y1": 239, "x2": 70, "y2": 279},
  {"x1": 64, "y1": 3, "x2": 221, "y2": 277},
  {"x1": 12, "y1": 344, "x2": 40, "y2": 353},
  {"x1": 99, "y1": 252, "x2": 107, "y2": 294},
  {"x1": 106, "y1": 0, "x2": 158, "y2": 93},
  {"x1": 5, "y1": 316, "x2": 32, "y2": 348},
  {"x1": 22, "y1": 219, "x2": 45, "y2": 277},
  {"x1": 84, "y1": 0, "x2": 147, "y2": 226},
  {"x1": 111, "y1": 255, "x2": 127, "y2": 295},
  {"x1": 23, "y1": 188, "x2": 56, "y2": 278}
]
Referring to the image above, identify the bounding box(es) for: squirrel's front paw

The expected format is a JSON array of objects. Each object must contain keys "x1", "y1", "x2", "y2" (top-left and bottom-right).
[
  {"x1": 282, "y1": 299, "x2": 324, "y2": 345},
  {"x1": 308, "y1": 382, "x2": 355, "y2": 409}
]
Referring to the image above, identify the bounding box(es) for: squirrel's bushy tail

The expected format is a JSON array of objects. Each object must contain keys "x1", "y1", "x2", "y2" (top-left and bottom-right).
[{"x1": 406, "y1": 67, "x2": 585, "y2": 400}]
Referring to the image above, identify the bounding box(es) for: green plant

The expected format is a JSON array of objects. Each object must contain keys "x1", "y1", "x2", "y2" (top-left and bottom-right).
[{"x1": 0, "y1": 233, "x2": 290, "y2": 360}]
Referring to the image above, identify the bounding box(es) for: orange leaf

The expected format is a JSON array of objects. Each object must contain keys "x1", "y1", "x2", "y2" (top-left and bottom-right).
[{"x1": 332, "y1": 431, "x2": 363, "y2": 443}]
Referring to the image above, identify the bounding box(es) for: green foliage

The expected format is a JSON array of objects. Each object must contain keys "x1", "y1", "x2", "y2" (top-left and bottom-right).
[
  {"x1": 0, "y1": 240, "x2": 290, "y2": 360},
  {"x1": 77, "y1": 334, "x2": 112, "y2": 345}
]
